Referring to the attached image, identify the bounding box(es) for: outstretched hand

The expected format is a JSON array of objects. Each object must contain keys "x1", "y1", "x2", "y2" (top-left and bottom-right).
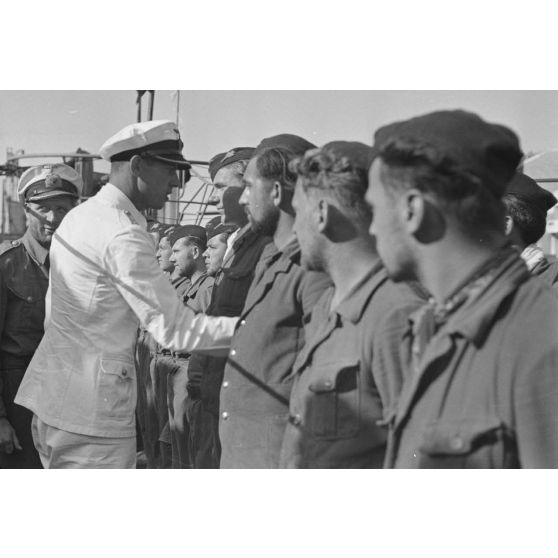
[{"x1": 0, "y1": 417, "x2": 22, "y2": 454}]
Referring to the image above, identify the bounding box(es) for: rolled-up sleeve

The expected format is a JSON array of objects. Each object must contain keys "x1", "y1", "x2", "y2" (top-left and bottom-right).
[{"x1": 105, "y1": 226, "x2": 237, "y2": 353}]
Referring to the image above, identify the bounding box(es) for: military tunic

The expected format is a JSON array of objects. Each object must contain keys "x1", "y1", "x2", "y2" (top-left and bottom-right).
[
  {"x1": 219, "y1": 237, "x2": 332, "y2": 468},
  {"x1": 531, "y1": 255, "x2": 558, "y2": 289},
  {"x1": 386, "y1": 250, "x2": 558, "y2": 468},
  {"x1": 280, "y1": 264, "x2": 425, "y2": 468},
  {"x1": 0, "y1": 232, "x2": 48, "y2": 468},
  {"x1": 187, "y1": 225, "x2": 271, "y2": 468}
]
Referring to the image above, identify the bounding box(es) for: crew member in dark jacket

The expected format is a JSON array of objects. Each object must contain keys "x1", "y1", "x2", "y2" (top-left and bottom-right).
[
  {"x1": 219, "y1": 134, "x2": 332, "y2": 468},
  {"x1": 187, "y1": 148, "x2": 272, "y2": 468},
  {"x1": 366, "y1": 109, "x2": 558, "y2": 468},
  {"x1": 503, "y1": 172, "x2": 558, "y2": 288},
  {"x1": 0, "y1": 164, "x2": 80, "y2": 468},
  {"x1": 280, "y1": 141, "x2": 425, "y2": 468}
]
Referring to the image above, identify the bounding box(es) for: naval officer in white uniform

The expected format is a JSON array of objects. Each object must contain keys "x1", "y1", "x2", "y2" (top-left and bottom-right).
[{"x1": 16, "y1": 120, "x2": 237, "y2": 468}]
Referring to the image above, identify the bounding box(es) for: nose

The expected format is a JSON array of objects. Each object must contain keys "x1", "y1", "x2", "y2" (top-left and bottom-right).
[{"x1": 238, "y1": 188, "x2": 248, "y2": 207}]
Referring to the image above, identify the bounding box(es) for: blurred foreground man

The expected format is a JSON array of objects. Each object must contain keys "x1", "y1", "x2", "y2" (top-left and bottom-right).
[
  {"x1": 15, "y1": 121, "x2": 237, "y2": 468},
  {"x1": 280, "y1": 142, "x2": 425, "y2": 468},
  {"x1": 503, "y1": 172, "x2": 558, "y2": 288},
  {"x1": 187, "y1": 148, "x2": 271, "y2": 468},
  {"x1": 219, "y1": 134, "x2": 331, "y2": 468},
  {"x1": 366, "y1": 110, "x2": 558, "y2": 468},
  {"x1": 0, "y1": 164, "x2": 80, "y2": 468}
]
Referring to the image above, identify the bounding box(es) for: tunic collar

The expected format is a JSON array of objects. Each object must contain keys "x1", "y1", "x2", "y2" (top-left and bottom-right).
[
  {"x1": 331, "y1": 260, "x2": 386, "y2": 324},
  {"x1": 21, "y1": 229, "x2": 49, "y2": 266},
  {"x1": 96, "y1": 183, "x2": 147, "y2": 230}
]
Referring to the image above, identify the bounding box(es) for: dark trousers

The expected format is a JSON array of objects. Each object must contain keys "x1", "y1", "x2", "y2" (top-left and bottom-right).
[
  {"x1": 135, "y1": 331, "x2": 172, "y2": 469},
  {"x1": 0, "y1": 368, "x2": 42, "y2": 469},
  {"x1": 167, "y1": 356, "x2": 191, "y2": 468}
]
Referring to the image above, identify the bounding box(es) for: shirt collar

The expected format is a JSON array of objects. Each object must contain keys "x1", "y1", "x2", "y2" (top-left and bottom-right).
[
  {"x1": 21, "y1": 229, "x2": 49, "y2": 266},
  {"x1": 97, "y1": 183, "x2": 147, "y2": 230},
  {"x1": 332, "y1": 260, "x2": 386, "y2": 324},
  {"x1": 521, "y1": 243, "x2": 546, "y2": 272},
  {"x1": 438, "y1": 249, "x2": 530, "y2": 345}
]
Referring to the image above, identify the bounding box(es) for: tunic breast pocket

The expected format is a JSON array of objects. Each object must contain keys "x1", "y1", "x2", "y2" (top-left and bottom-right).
[
  {"x1": 417, "y1": 417, "x2": 517, "y2": 469},
  {"x1": 307, "y1": 362, "x2": 360, "y2": 440},
  {"x1": 218, "y1": 266, "x2": 254, "y2": 314},
  {"x1": 99, "y1": 358, "x2": 137, "y2": 419},
  {"x1": 7, "y1": 279, "x2": 45, "y2": 335}
]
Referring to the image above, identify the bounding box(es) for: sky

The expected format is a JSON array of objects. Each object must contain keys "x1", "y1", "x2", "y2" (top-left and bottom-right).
[{"x1": 1, "y1": 90, "x2": 558, "y2": 175}]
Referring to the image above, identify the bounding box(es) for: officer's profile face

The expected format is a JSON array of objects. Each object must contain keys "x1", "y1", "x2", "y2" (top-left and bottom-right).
[
  {"x1": 169, "y1": 237, "x2": 201, "y2": 278},
  {"x1": 156, "y1": 236, "x2": 174, "y2": 272},
  {"x1": 25, "y1": 195, "x2": 76, "y2": 248},
  {"x1": 239, "y1": 157, "x2": 279, "y2": 235},
  {"x1": 135, "y1": 157, "x2": 179, "y2": 210},
  {"x1": 204, "y1": 234, "x2": 227, "y2": 277},
  {"x1": 213, "y1": 166, "x2": 245, "y2": 224},
  {"x1": 366, "y1": 159, "x2": 415, "y2": 282},
  {"x1": 292, "y1": 177, "x2": 323, "y2": 271}
]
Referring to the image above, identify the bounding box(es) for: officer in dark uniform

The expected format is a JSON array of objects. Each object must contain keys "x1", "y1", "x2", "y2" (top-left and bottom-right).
[{"x1": 0, "y1": 163, "x2": 81, "y2": 468}]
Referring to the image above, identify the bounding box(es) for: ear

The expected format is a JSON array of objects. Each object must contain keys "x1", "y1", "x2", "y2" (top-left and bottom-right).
[
  {"x1": 129, "y1": 155, "x2": 142, "y2": 177},
  {"x1": 401, "y1": 188, "x2": 426, "y2": 235},
  {"x1": 504, "y1": 215, "x2": 514, "y2": 236},
  {"x1": 316, "y1": 198, "x2": 330, "y2": 234},
  {"x1": 271, "y1": 180, "x2": 282, "y2": 207}
]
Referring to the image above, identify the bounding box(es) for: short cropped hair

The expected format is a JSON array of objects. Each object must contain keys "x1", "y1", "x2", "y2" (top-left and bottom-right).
[
  {"x1": 503, "y1": 193, "x2": 547, "y2": 245},
  {"x1": 378, "y1": 139, "x2": 506, "y2": 234},
  {"x1": 254, "y1": 147, "x2": 298, "y2": 192},
  {"x1": 292, "y1": 147, "x2": 372, "y2": 226}
]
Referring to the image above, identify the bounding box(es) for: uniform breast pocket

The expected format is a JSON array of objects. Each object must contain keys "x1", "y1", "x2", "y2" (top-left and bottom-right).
[
  {"x1": 99, "y1": 358, "x2": 137, "y2": 419},
  {"x1": 307, "y1": 362, "x2": 360, "y2": 440},
  {"x1": 7, "y1": 279, "x2": 45, "y2": 334},
  {"x1": 218, "y1": 266, "x2": 254, "y2": 314},
  {"x1": 417, "y1": 417, "x2": 517, "y2": 469}
]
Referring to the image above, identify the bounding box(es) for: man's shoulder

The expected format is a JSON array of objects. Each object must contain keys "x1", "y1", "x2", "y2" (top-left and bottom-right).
[
  {"x1": 495, "y1": 275, "x2": 558, "y2": 349},
  {"x1": 0, "y1": 238, "x2": 25, "y2": 266}
]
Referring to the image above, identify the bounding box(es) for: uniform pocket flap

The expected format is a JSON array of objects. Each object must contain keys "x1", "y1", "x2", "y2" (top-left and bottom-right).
[
  {"x1": 420, "y1": 417, "x2": 503, "y2": 456},
  {"x1": 308, "y1": 361, "x2": 359, "y2": 393},
  {"x1": 100, "y1": 358, "x2": 136, "y2": 380},
  {"x1": 222, "y1": 266, "x2": 253, "y2": 280}
]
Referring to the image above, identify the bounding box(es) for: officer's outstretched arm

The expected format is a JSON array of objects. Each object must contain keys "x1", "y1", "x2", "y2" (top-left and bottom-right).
[{"x1": 105, "y1": 226, "x2": 237, "y2": 353}]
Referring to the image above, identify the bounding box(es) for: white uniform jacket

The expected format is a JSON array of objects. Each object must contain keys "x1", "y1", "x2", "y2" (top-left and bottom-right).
[{"x1": 15, "y1": 184, "x2": 236, "y2": 438}]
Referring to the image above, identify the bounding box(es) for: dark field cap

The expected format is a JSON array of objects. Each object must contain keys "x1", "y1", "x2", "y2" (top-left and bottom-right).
[
  {"x1": 100, "y1": 120, "x2": 191, "y2": 169},
  {"x1": 256, "y1": 133, "x2": 316, "y2": 156},
  {"x1": 506, "y1": 172, "x2": 558, "y2": 212},
  {"x1": 321, "y1": 141, "x2": 374, "y2": 172},
  {"x1": 168, "y1": 224, "x2": 207, "y2": 248},
  {"x1": 206, "y1": 221, "x2": 237, "y2": 240},
  {"x1": 372, "y1": 110, "x2": 523, "y2": 197},
  {"x1": 209, "y1": 147, "x2": 255, "y2": 181}
]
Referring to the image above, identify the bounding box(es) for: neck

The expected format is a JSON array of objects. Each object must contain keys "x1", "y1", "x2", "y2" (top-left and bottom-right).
[
  {"x1": 417, "y1": 236, "x2": 507, "y2": 303},
  {"x1": 109, "y1": 169, "x2": 145, "y2": 212},
  {"x1": 273, "y1": 212, "x2": 295, "y2": 251},
  {"x1": 190, "y1": 267, "x2": 204, "y2": 284},
  {"x1": 327, "y1": 238, "x2": 380, "y2": 304}
]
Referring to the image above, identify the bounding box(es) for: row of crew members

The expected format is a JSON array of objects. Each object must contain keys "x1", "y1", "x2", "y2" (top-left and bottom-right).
[{"x1": 2, "y1": 111, "x2": 558, "y2": 468}]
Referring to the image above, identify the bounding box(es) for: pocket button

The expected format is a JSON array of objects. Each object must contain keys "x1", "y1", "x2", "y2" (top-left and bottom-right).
[{"x1": 450, "y1": 436, "x2": 464, "y2": 450}]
